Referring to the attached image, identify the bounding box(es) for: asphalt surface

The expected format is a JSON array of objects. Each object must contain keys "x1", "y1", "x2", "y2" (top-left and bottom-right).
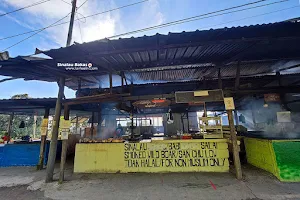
[{"x1": 0, "y1": 165, "x2": 300, "y2": 200}]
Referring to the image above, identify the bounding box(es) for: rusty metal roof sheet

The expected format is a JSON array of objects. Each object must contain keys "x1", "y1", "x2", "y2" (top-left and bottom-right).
[{"x1": 1, "y1": 21, "x2": 300, "y2": 89}]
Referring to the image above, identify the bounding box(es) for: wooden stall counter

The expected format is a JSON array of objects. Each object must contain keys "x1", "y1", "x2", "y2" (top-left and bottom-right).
[{"x1": 74, "y1": 139, "x2": 229, "y2": 173}]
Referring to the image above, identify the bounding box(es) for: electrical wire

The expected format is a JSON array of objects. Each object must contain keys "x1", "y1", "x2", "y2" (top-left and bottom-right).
[
  {"x1": 77, "y1": 0, "x2": 89, "y2": 10},
  {"x1": 106, "y1": 0, "x2": 289, "y2": 39},
  {"x1": 2, "y1": 12, "x2": 71, "y2": 51},
  {"x1": 0, "y1": 0, "x2": 149, "y2": 41},
  {"x1": 76, "y1": 12, "x2": 87, "y2": 23},
  {"x1": 60, "y1": 0, "x2": 72, "y2": 6},
  {"x1": 195, "y1": 5, "x2": 300, "y2": 32},
  {"x1": 0, "y1": 0, "x2": 51, "y2": 17},
  {"x1": 0, "y1": 0, "x2": 293, "y2": 50},
  {"x1": 62, "y1": 0, "x2": 87, "y2": 22},
  {"x1": 76, "y1": 13, "x2": 84, "y2": 43}
]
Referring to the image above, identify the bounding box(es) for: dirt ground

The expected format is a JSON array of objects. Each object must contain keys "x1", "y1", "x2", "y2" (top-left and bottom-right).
[{"x1": 0, "y1": 164, "x2": 300, "y2": 200}]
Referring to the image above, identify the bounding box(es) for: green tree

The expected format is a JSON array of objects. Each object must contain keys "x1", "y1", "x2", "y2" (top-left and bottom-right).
[
  {"x1": 0, "y1": 114, "x2": 9, "y2": 137},
  {"x1": 0, "y1": 114, "x2": 43, "y2": 139}
]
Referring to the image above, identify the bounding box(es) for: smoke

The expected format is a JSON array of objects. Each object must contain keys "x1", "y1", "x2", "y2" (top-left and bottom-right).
[{"x1": 238, "y1": 97, "x2": 300, "y2": 139}]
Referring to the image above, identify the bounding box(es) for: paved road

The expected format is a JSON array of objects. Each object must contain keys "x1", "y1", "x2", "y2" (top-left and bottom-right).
[{"x1": 0, "y1": 165, "x2": 300, "y2": 200}]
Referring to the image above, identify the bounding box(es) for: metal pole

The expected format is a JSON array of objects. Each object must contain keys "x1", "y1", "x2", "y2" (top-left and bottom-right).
[
  {"x1": 66, "y1": 0, "x2": 77, "y2": 47},
  {"x1": 227, "y1": 110, "x2": 242, "y2": 180},
  {"x1": 33, "y1": 115, "x2": 37, "y2": 139},
  {"x1": 45, "y1": 77, "x2": 65, "y2": 183},
  {"x1": 7, "y1": 112, "x2": 14, "y2": 141}
]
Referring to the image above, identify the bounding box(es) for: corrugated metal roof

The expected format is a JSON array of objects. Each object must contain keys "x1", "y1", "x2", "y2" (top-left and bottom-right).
[{"x1": 1, "y1": 20, "x2": 300, "y2": 89}]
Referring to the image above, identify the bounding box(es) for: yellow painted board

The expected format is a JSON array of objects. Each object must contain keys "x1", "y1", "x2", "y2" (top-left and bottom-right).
[
  {"x1": 244, "y1": 138, "x2": 278, "y2": 177},
  {"x1": 74, "y1": 140, "x2": 229, "y2": 173},
  {"x1": 194, "y1": 90, "x2": 209, "y2": 96}
]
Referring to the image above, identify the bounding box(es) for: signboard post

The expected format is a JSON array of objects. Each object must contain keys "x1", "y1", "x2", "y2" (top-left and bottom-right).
[
  {"x1": 37, "y1": 108, "x2": 49, "y2": 170},
  {"x1": 59, "y1": 108, "x2": 70, "y2": 183},
  {"x1": 224, "y1": 97, "x2": 242, "y2": 180}
]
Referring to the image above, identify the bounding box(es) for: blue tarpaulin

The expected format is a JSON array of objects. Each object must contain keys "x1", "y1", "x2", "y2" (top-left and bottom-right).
[
  {"x1": 0, "y1": 141, "x2": 62, "y2": 167},
  {"x1": 0, "y1": 143, "x2": 40, "y2": 167}
]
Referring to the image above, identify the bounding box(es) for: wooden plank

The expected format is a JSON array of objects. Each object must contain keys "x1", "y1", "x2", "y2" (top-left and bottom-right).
[
  {"x1": 59, "y1": 105, "x2": 70, "y2": 183},
  {"x1": 46, "y1": 77, "x2": 65, "y2": 183},
  {"x1": 227, "y1": 110, "x2": 242, "y2": 180},
  {"x1": 37, "y1": 108, "x2": 50, "y2": 170}
]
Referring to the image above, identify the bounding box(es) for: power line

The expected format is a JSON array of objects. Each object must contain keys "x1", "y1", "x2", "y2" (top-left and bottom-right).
[
  {"x1": 106, "y1": 0, "x2": 290, "y2": 39},
  {"x1": 60, "y1": 0, "x2": 72, "y2": 6},
  {"x1": 77, "y1": 0, "x2": 89, "y2": 10},
  {"x1": 2, "y1": 12, "x2": 71, "y2": 51},
  {"x1": 0, "y1": 0, "x2": 149, "y2": 41},
  {"x1": 76, "y1": 9, "x2": 84, "y2": 42},
  {"x1": 0, "y1": 0, "x2": 51, "y2": 17},
  {"x1": 190, "y1": 6, "x2": 300, "y2": 34},
  {"x1": 77, "y1": 18, "x2": 84, "y2": 43}
]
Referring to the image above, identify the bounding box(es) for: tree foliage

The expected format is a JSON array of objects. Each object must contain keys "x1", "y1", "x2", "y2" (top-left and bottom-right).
[{"x1": 0, "y1": 114, "x2": 43, "y2": 138}]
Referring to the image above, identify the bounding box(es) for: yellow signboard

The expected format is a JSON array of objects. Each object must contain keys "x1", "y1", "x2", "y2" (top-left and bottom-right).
[
  {"x1": 194, "y1": 90, "x2": 209, "y2": 97},
  {"x1": 124, "y1": 142, "x2": 227, "y2": 169},
  {"x1": 74, "y1": 140, "x2": 229, "y2": 173},
  {"x1": 224, "y1": 97, "x2": 235, "y2": 110},
  {"x1": 40, "y1": 118, "x2": 49, "y2": 136},
  {"x1": 59, "y1": 116, "x2": 71, "y2": 140}
]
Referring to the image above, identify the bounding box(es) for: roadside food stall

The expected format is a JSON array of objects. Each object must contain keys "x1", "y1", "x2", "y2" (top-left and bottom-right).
[
  {"x1": 2, "y1": 20, "x2": 300, "y2": 183},
  {"x1": 74, "y1": 89, "x2": 236, "y2": 173}
]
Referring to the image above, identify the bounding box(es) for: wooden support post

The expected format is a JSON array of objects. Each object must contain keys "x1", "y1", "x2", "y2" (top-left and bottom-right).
[
  {"x1": 45, "y1": 77, "x2": 65, "y2": 183},
  {"x1": 37, "y1": 108, "x2": 50, "y2": 170},
  {"x1": 91, "y1": 111, "x2": 95, "y2": 139},
  {"x1": 109, "y1": 72, "x2": 113, "y2": 94},
  {"x1": 235, "y1": 61, "x2": 241, "y2": 90},
  {"x1": 130, "y1": 103, "x2": 134, "y2": 138},
  {"x1": 7, "y1": 112, "x2": 14, "y2": 141},
  {"x1": 186, "y1": 112, "x2": 190, "y2": 132},
  {"x1": 59, "y1": 105, "x2": 70, "y2": 183},
  {"x1": 218, "y1": 68, "x2": 222, "y2": 89},
  {"x1": 203, "y1": 103, "x2": 207, "y2": 117},
  {"x1": 276, "y1": 71, "x2": 282, "y2": 86},
  {"x1": 276, "y1": 71, "x2": 289, "y2": 110},
  {"x1": 78, "y1": 78, "x2": 82, "y2": 96},
  {"x1": 234, "y1": 110, "x2": 239, "y2": 126},
  {"x1": 121, "y1": 71, "x2": 124, "y2": 88},
  {"x1": 33, "y1": 115, "x2": 37, "y2": 139},
  {"x1": 227, "y1": 110, "x2": 242, "y2": 180},
  {"x1": 75, "y1": 115, "x2": 79, "y2": 135},
  {"x1": 251, "y1": 101, "x2": 256, "y2": 128},
  {"x1": 97, "y1": 111, "x2": 102, "y2": 137},
  {"x1": 181, "y1": 114, "x2": 185, "y2": 133}
]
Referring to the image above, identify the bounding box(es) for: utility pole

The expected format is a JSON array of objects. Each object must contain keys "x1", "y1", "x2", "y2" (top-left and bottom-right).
[
  {"x1": 45, "y1": 0, "x2": 77, "y2": 183},
  {"x1": 66, "y1": 0, "x2": 77, "y2": 47}
]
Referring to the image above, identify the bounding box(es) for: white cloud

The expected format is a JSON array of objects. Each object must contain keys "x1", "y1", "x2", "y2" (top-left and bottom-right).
[{"x1": 2, "y1": 0, "x2": 164, "y2": 50}]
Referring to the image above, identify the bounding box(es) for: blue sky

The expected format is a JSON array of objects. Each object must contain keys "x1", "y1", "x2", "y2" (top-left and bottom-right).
[{"x1": 0, "y1": 0, "x2": 299, "y2": 99}]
